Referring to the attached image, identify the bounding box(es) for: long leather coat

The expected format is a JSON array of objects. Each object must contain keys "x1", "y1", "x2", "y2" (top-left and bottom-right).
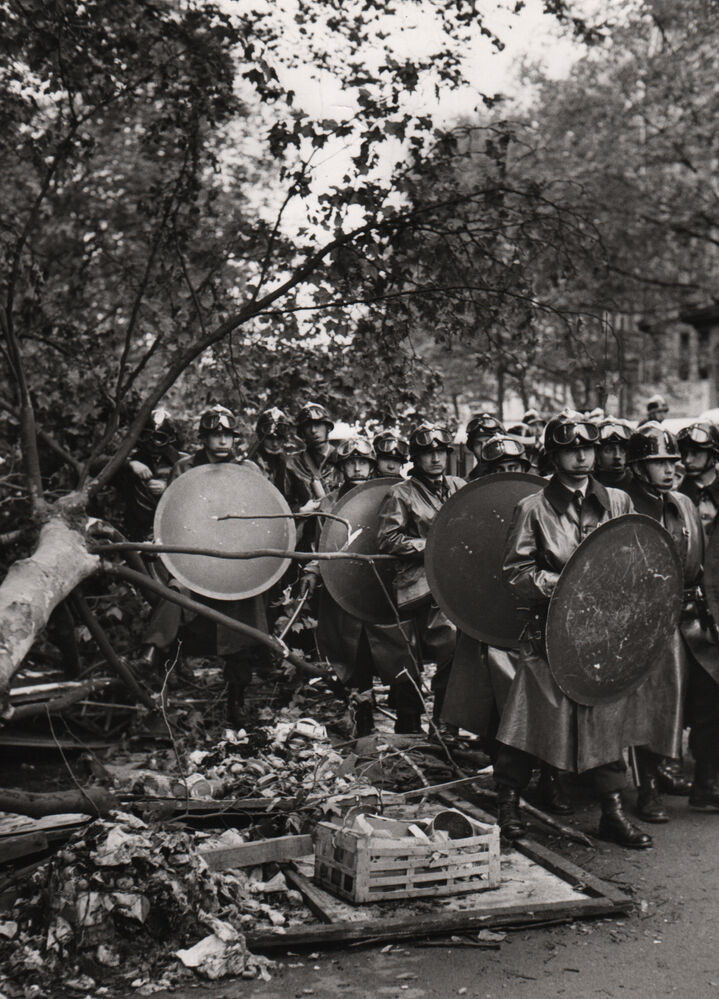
[
  {"x1": 377, "y1": 472, "x2": 465, "y2": 609},
  {"x1": 307, "y1": 485, "x2": 410, "y2": 685},
  {"x1": 627, "y1": 476, "x2": 719, "y2": 688},
  {"x1": 679, "y1": 473, "x2": 719, "y2": 538},
  {"x1": 496, "y1": 475, "x2": 679, "y2": 773}
]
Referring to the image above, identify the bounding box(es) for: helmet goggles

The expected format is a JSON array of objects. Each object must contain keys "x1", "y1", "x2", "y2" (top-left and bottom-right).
[
  {"x1": 336, "y1": 437, "x2": 375, "y2": 462},
  {"x1": 413, "y1": 426, "x2": 454, "y2": 449},
  {"x1": 549, "y1": 420, "x2": 599, "y2": 447},
  {"x1": 199, "y1": 408, "x2": 238, "y2": 433},
  {"x1": 375, "y1": 434, "x2": 410, "y2": 458},
  {"x1": 481, "y1": 435, "x2": 526, "y2": 462},
  {"x1": 598, "y1": 420, "x2": 631, "y2": 444},
  {"x1": 678, "y1": 423, "x2": 715, "y2": 448}
]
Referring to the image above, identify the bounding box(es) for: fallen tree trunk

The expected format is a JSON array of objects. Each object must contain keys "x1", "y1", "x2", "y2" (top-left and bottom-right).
[
  {"x1": 0, "y1": 786, "x2": 119, "y2": 818},
  {"x1": 0, "y1": 515, "x2": 98, "y2": 699}
]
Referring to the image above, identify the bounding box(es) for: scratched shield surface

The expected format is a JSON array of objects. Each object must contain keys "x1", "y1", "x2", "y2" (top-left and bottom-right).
[
  {"x1": 319, "y1": 477, "x2": 400, "y2": 624},
  {"x1": 154, "y1": 463, "x2": 296, "y2": 600},
  {"x1": 425, "y1": 473, "x2": 546, "y2": 647},
  {"x1": 546, "y1": 514, "x2": 683, "y2": 706}
]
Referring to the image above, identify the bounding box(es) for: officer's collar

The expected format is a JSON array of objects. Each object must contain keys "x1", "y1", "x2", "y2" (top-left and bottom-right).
[{"x1": 545, "y1": 474, "x2": 610, "y2": 515}]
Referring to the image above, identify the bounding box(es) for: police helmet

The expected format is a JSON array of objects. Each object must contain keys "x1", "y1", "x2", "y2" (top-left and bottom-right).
[
  {"x1": 627, "y1": 422, "x2": 680, "y2": 463},
  {"x1": 373, "y1": 430, "x2": 410, "y2": 461},
  {"x1": 543, "y1": 410, "x2": 599, "y2": 453},
  {"x1": 480, "y1": 434, "x2": 530, "y2": 470},
  {"x1": 297, "y1": 402, "x2": 334, "y2": 431},
  {"x1": 597, "y1": 417, "x2": 632, "y2": 446},
  {"x1": 256, "y1": 406, "x2": 290, "y2": 439},
  {"x1": 466, "y1": 413, "x2": 505, "y2": 449},
  {"x1": 198, "y1": 404, "x2": 238, "y2": 435},
  {"x1": 409, "y1": 423, "x2": 454, "y2": 458},
  {"x1": 677, "y1": 421, "x2": 719, "y2": 455},
  {"x1": 335, "y1": 436, "x2": 376, "y2": 464}
]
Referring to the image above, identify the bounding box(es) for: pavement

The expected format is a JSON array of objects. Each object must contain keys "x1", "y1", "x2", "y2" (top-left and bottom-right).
[{"x1": 161, "y1": 788, "x2": 719, "y2": 999}]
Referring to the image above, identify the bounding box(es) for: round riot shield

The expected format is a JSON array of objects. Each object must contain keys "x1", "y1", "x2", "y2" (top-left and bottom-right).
[
  {"x1": 425, "y1": 472, "x2": 546, "y2": 648},
  {"x1": 546, "y1": 514, "x2": 682, "y2": 706},
  {"x1": 319, "y1": 477, "x2": 399, "y2": 624},
  {"x1": 703, "y1": 527, "x2": 719, "y2": 624},
  {"x1": 154, "y1": 463, "x2": 296, "y2": 600}
]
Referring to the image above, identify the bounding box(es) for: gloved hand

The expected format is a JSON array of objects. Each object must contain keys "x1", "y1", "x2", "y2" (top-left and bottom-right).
[
  {"x1": 299, "y1": 573, "x2": 318, "y2": 598},
  {"x1": 129, "y1": 460, "x2": 152, "y2": 481},
  {"x1": 146, "y1": 477, "x2": 167, "y2": 496}
]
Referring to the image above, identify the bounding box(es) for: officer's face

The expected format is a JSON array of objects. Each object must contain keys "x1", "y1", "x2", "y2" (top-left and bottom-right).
[
  {"x1": 494, "y1": 459, "x2": 525, "y2": 474},
  {"x1": 597, "y1": 441, "x2": 627, "y2": 472},
  {"x1": 301, "y1": 420, "x2": 329, "y2": 447},
  {"x1": 417, "y1": 448, "x2": 448, "y2": 477},
  {"x1": 377, "y1": 456, "x2": 403, "y2": 476},
  {"x1": 643, "y1": 459, "x2": 677, "y2": 491},
  {"x1": 342, "y1": 457, "x2": 373, "y2": 483},
  {"x1": 553, "y1": 446, "x2": 594, "y2": 479},
  {"x1": 261, "y1": 432, "x2": 284, "y2": 455},
  {"x1": 204, "y1": 431, "x2": 235, "y2": 460},
  {"x1": 682, "y1": 445, "x2": 714, "y2": 476}
]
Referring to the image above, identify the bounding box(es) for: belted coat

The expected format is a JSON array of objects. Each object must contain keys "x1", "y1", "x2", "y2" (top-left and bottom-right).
[{"x1": 496, "y1": 475, "x2": 681, "y2": 772}]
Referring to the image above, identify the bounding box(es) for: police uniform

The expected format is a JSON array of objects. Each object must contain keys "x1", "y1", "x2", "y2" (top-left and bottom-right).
[{"x1": 377, "y1": 441, "x2": 465, "y2": 728}]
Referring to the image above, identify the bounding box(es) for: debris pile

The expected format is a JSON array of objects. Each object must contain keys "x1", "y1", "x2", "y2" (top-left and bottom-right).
[{"x1": 0, "y1": 811, "x2": 288, "y2": 995}]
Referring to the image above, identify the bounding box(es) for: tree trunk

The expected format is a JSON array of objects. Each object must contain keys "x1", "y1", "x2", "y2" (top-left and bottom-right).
[{"x1": 0, "y1": 516, "x2": 98, "y2": 697}]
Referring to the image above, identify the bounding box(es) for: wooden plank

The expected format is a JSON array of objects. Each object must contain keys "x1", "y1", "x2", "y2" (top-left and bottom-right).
[
  {"x1": 200, "y1": 834, "x2": 313, "y2": 871},
  {"x1": 246, "y1": 896, "x2": 624, "y2": 951},
  {"x1": 0, "y1": 833, "x2": 49, "y2": 864},
  {"x1": 437, "y1": 791, "x2": 631, "y2": 907},
  {"x1": 284, "y1": 865, "x2": 338, "y2": 923}
]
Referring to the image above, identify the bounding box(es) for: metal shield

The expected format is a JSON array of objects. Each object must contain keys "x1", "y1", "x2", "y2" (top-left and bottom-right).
[
  {"x1": 153, "y1": 463, "x2": 296, "y2": 600},
  {"x1": 546, "y1": 514, "x2": 683, "y2": 706},
  {"x1": 425, "y1": 472, "x2": 546, "y2": 648},
  {"x1": 319, "y1": 477, "x2": 400, "y2": 624}
]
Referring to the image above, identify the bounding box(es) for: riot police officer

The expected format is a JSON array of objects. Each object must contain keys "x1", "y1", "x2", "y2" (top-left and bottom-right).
[
  {"x1": 373, "y1": 430, "x2": 410, "y2": 478},
  {"x1": 247, "y1": 407, "x2": 295, "y2": 496},
  {"x1": 139, "y1": 405, "x2": 268, "y2": 727},
  {"x1": 122, "y1": 408, "x2": 182, "y2": 541},
  {"x1": 301, "y1": 437, "x2": 412, "y2": 737},
  {"x1": 594, "y1": 417, "x2": 633, "y2": 489},
  {"x1": 465, "y1": 413, "x2": 505, "y2": 480},
  {"x1": 627, "y1": 423, "x2": 719, "y2": 814},
  {"x1": 285, "y1": 403, "x2": 340, "y2": 511},
  {"x1": 677, "y1": 422, "x2": 719, "y2": 536},
  {"x1": 377, "y1": 423, "x2": 465, "y2": 732},
  {"x1": 478, "y1": 434, "x2": 531, "y2": 475},
  {"x1": 495, "y1": 411, "x2": 654, "y2": 848}
]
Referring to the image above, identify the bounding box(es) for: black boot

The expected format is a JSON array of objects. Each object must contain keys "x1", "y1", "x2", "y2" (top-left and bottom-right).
[
  {"x1": 226, "y1": 680, "x2": 248, "y2": 730},
  {"x1": 394, "y1": 713, "x2": 424, "y2": 735},
  {"x1": 637, "y1": 777, "x2": 669, "y2": 823},
  {"x1": 598, "y1": 792, "x2": 653, "y2": 848},
  {"x1": 657, "y1": 758, "x2": 693, "y2": 796},
  {"x1": 496, "y1": 786, "x2": 525, "y2": 841},
  {"x1": 689, "y1": 762, "x2": 719, "y2": 811},
  {"x1": 537, "y1": 767, "x2": 574, "y2": 815},
  {"x1": 350, "y1": 690, "x2": 375, "y2": 739}
]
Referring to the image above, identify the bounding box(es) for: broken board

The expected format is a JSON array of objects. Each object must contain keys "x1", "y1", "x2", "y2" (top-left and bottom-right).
[{"x1": 246, "y1": 792, "x2": 631, "y2": 951}]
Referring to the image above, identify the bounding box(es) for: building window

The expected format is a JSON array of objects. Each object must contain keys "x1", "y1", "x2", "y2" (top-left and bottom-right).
[{"x1": 678, "y1": 331, "x2": 690, "y2": 381}]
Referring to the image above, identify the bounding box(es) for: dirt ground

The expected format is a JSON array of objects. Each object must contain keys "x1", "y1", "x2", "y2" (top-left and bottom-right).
[{"x1": 157, "y1": 791, "x2": 719, "y2": 999}]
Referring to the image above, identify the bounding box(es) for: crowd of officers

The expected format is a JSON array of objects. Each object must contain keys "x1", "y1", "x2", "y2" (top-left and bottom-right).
[{"x1": 121, "y1": 395, "x2": 719, "y2": 852}]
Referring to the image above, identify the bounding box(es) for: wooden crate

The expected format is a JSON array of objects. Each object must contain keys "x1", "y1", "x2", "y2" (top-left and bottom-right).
[{"x1": 314, "y1": 814, "x2": 501, "y2": 904}]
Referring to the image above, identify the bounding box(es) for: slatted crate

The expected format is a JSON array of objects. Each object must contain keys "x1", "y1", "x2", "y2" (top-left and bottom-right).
[{"x1": 313, "y1": 814, "x2": 501, "y2": 904}]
